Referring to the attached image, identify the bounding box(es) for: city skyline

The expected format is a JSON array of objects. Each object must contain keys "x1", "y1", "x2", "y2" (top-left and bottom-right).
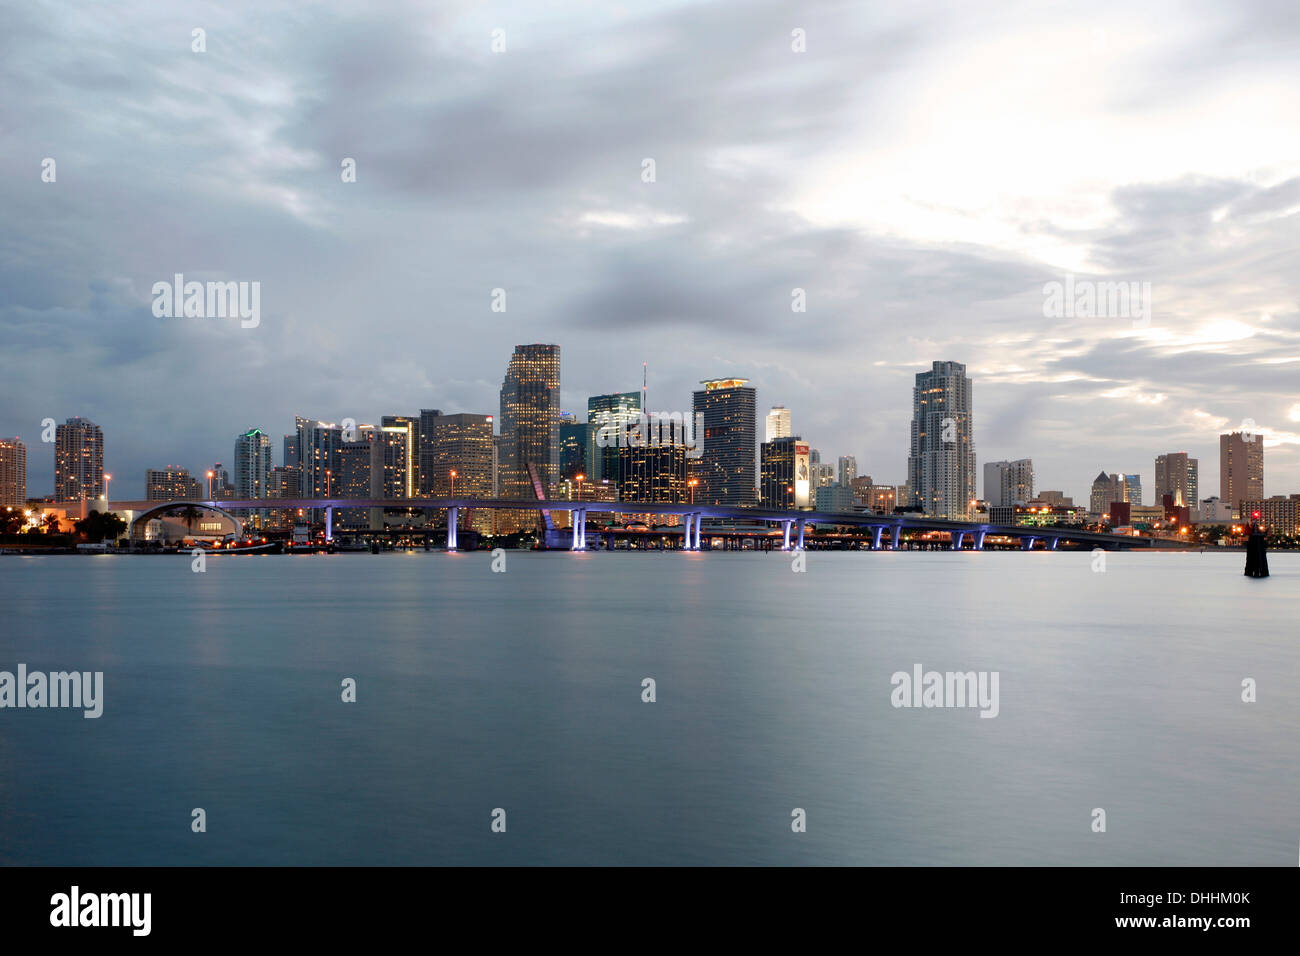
[
  {"x1": 9, "y1": 350, "x2": 1288, "y2": 512},
  {"x1": 3, "y1": 2, "x2": 1297, "y2": 510}
]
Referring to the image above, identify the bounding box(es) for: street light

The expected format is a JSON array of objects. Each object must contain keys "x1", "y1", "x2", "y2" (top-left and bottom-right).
[
  {"x1": 325, "y1": 469, "x2": 332, "y2": 497},
  {"x1": 688, "y1": 477, "x2": 698, "y2": 504},
  {"x1": 575, "y1": 473, "x2": 585, "y2": 501},
  {"x1": 449, "y1": 469, "x2": 457, "y2": 497},
  {"x1": 103, "y1": 473, "x2": 112, "y2": 504},
  {"x1": 206, "y1": 470, "x2": 214, "y2": 499}
]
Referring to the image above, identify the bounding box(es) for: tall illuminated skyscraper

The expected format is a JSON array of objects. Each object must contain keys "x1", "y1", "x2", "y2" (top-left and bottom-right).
[
  {"x1": 499, "y1": 344, "x2": 561, "y2": 502},
  {"x1": 417, "y1": 409, "x2": 443, "y2": 495},
  {"x1": 586, "y1": 391, "x2": 640, "y2": 484},
  {"x1": 380, "y1": 415, "x2": 419, "y2": 499},
  {"x1": 427, "y1": 413, "x2": 494, "y2": 498},
  {"x1": 55, "y1": 417, "x2": 104, "y2": 501},
  {"x1": 907, "y1": 361, "x2": 975, "y2": 519},
  {"x1": 234, "y1": 427, "x2": 272, "y2": 499},
  {"x1": 0, "y1": 437, "x2": 27, "y2": 508},
  {"x1": 693, "y1": 379, "x2": 757, "y2": 507}
]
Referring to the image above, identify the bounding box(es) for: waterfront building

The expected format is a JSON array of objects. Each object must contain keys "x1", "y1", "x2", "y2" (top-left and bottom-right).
[
  {"x1": 759, "y1": 436, "x2": 810, "y2": 509},
  {"x1": 693, "y1": 378, "x2": 757, "y2": 507},
  {"x1": 1220, "y1": 431, "x2": 1264, "y2": 514},
  {"x1": 499, "y1": 344, "x2": 561, "y2": 531},
  {"x1": 907, "y1": 361, "x2": 976, "y2": 519},
  {"x1": 0, "y1": 437, "x2": 27, "y2": 508},
  {"x1": 55, "y1": 417, "x2": 104, "y2": 501},
  {"x1": 234, "y1": 428, "x2": 272, "y2": 499},
  {"x1": 1241, "y1": 496, "x2": 1298, "y2": 536}
]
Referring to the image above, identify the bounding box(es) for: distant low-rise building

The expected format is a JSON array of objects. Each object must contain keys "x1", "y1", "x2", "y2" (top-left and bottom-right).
[
  {"x1": 145, "y1": 467, "x2": 202, "y2": 501},
  {"x1": 1015, "y1": 504, "x2": 1086, "y2": 527},
  {"x1": 1241, "y1": 496, "x2": 1298, "y2": 536},
  {"x1": 814, "y1": 484, "x2": 857, "y2": 512},
  {"x1": 1198, "y1": 496, "x2": 1234, "y2": 522},
  {"x1": 1036, "y1": 490, "x2": 1073, "y2": 508}
]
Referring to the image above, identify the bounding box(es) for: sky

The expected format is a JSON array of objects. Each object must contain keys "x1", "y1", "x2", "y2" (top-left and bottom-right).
[{"x1": 3, "y1": 0, "x2": 1298, "y2": 503}]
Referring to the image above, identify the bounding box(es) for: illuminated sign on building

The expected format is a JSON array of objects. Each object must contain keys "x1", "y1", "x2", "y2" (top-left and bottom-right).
[{"x1": 794, "y1": 442, "x2": 810, "y2": 509}]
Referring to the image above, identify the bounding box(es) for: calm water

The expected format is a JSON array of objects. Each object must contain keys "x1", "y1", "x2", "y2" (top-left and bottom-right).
[{"x1": 1, "y1": 550, "x2": 1297, "y2": 866}]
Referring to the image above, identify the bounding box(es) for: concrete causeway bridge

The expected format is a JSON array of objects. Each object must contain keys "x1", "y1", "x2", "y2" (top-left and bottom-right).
[{"x1": 106, "y1": 497, "x2": 1180, "y2": 551}]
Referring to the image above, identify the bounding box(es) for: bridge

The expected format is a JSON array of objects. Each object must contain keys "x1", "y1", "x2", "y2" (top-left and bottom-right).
[{"x1": 105, "y1": 497, "x2": 1180, "y2": 552}]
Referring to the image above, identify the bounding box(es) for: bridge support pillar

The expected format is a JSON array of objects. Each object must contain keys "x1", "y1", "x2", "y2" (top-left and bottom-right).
[
  {"x1": 682, "y1": 513, "x2": 694, "y2": 550},
  {"x1": 1048, "y1": 536, "x2": 1059, "y2": 551},
  {"x1": 781, "y1": 520, "x2": 792, "y2": 551},
  {"x1": 872, "y1": 526, "x2": 883, "y2": 550},
  {"x1": 952, "y1": 531, "x2": 965, "y2": 550},
  {"x1": 325, "y1": 507, "x2": 332, "y2": 542},
  {"x1": 796, "y1": 519, "x2": 806, "y2": 550},
  {"x1": 974, "y1": 530, "x2": 986, "y2": 551},
  {"x1": 693, "y1": 515, "x2": 703, "y2": 550},
  {"x1": 571, "y1": 509, "x2": 587, "y2": 551},
  {"x1": 447, "y1": 506, "x2": 458, "y2": 551},
  {"x1": 891, "y1": 525, "x2": 901, "y2": 550},
  {"x1": 1022, "y1": 536, "x2": 1036, "y2": 551}
]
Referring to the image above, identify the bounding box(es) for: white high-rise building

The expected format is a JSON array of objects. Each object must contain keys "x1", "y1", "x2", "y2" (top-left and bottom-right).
[
  {"x1": 234, "y1": 427, "x2": 272, "y2": 499},
  {"x1": 907, "y1": 361, "x2": 976, "y2": 519},
  {"x1": 837, "y1": 455, "x2": 857, "y2": 487},
  {"x1": 765, "y1": 406, "x2": 791, "y2": 443}
]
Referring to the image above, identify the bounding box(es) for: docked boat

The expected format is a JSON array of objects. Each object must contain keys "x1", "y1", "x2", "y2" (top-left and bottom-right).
[
  {"x1": 284, "y1": 523, "x2": 333, "y2": 553},
  {"x1": 184, "y1": 537, "x2": 283, "y2": 555}
]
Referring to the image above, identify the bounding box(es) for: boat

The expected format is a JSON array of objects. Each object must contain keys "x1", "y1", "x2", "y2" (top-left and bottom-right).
[
  {"x1": 284, "y1": 522, "x2": 333, "y2": 553},
  {"x1": 182, "y1": 537, "x2": 283, "y2": 555}
]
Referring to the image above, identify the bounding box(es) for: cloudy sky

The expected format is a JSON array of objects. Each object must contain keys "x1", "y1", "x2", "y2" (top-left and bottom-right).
[{"x1": 3, "y1": 0, "x2": 1298, "y2": 502}]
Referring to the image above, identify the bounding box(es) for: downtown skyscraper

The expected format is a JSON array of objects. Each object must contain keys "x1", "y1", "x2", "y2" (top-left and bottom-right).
[
  {"x1": 1220, "y1": 431, "x2": 1264, "y2": 513},
  {"x1": 0, "y1": 437, "x2": 26, "y2": 508},
  {"x1": 693, "y1": 379, "x2": 757, "y2": 507},
  {"x1": 55, "y1": 417, "x2": 104, "y2": 502},
  {"x1": 426, "y1": 413, "x2": 494, "y2": 498},
  {"x1": 1155, "y1": 452, "x2": 1198, "y2": 508},
  {"x1": 234, "y1": 427, "x2": 272, "y2": 499},
  {"x1": 587, "y1": 391, "x2": 641, "y2": 485},
  {"x1": 498, "y1": 344, "x2": 561, "y2": 501},
  {"x1": 907, "y1": 361, "x2": 976, "y2": 519}
]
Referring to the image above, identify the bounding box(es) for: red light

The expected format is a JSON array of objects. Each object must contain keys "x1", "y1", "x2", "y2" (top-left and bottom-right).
[{"x1": 1252, "y1": 512, "x2": 1260, "y2": 519}]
